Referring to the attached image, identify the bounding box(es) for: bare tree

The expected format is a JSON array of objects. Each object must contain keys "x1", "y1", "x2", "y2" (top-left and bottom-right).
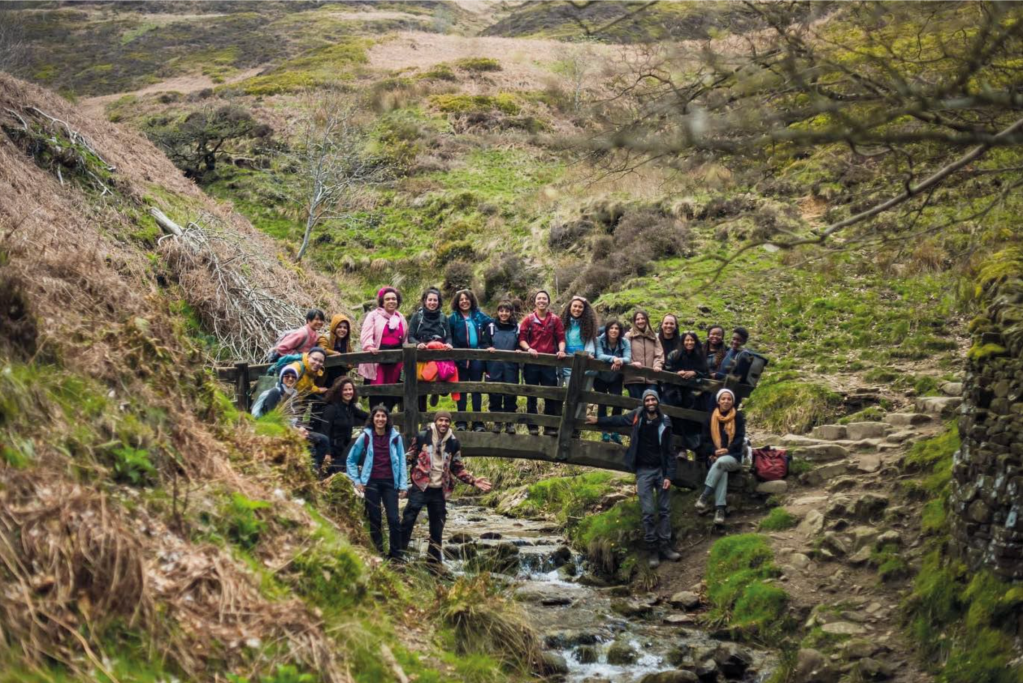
[
  {"x1": 582, "y1": 1, "x2": 1023, "y2": 271},
  {"x1": 292, "y1": 93, "x2": 376, "y2": 262}
]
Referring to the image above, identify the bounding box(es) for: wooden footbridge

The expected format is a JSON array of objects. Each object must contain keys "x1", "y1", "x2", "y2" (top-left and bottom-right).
[{"x1": 217, "y1": 348, "x2": 758, "y2": 489}]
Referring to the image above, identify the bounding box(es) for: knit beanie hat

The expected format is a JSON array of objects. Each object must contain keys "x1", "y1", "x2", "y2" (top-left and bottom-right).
[
  {"x1": 435, "y1": 410, "x2": 452, "y2": 421},
  {"x1": 716, "y1": 388, "x2": 735, "y2": 404},
  {"x1": 280, "y1": 366, "x2": 299, "y2": 380},
  {"x1": 642, "y1": 388, "x2": 660, "y2": 403}
]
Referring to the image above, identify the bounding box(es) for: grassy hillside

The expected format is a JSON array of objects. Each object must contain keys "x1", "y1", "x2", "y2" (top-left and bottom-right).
[{"x1": 0, "y1": 72, "x2": 541, "y2": 683}]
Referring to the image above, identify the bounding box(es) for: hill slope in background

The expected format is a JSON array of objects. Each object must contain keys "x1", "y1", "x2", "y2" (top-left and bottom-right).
[{"x1": 0, "y1": 72, "x2": 521, "y2": 683}]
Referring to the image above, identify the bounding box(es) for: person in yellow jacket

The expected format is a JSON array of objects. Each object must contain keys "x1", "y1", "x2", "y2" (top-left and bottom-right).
[
  {"x1": 287, "y1": 347, "x2": 328, "y2": 396},
  {"x1": 319, "y1": 313, "x2": 356, "y2": 387}
]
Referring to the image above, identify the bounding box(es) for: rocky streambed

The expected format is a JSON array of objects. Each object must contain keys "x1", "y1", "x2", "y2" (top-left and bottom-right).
[{"x1": 410, "y1": 502, "x2": 777, "y2": 683}]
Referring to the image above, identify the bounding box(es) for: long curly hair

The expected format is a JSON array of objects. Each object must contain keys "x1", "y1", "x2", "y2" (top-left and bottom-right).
[
  {"x1": 561, "y1": 295, "x2": 598, "y2": 344},
  {"x1": 324, "y1": 376, "x2": 358, "y2": 404}
]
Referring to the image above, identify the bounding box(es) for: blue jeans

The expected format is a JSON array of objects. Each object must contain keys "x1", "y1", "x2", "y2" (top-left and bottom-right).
[
  {"x1": 705, "y1": 455, "x2": 741, "y2": 507},
  {"x1": 636, "y1": 467, "x2": 671, "y2": 546},
  {"x1": 456, "y1": 359, "x2": 485, "y2": 421}
]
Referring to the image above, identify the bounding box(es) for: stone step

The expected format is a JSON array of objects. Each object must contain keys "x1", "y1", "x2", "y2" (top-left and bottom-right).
[
  {"x1": 914, "y1": 396, "x2": 962, "y2": 417},
  {"x1": 799, "y1": 460, "x2": 852, "y2": 487},
  {"x1": 844, "y1": 421, "x2": 892, "y2": 440},
  {"x1": 792, "y1": 443, "x2": 851, "y2": 463},
  {"x1": 885, "y1": 429, "x2": 918, "y2": 444},
  {"x1": 812, "y1": 424, "x2": 847, "y2": 441},
  {"x1": 884, "y1": 412, "x2": 933, "y2": 427},
  {"x1": 780, "y1": 434, "x2": 880, "y2": 452}
]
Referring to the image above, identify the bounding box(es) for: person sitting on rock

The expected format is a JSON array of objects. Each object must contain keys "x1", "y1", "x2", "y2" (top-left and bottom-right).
[
  {"x1": 586, "y1": 389, "x2": 680, "y2": 568},
  {"x1": 695, "y1": 388, "x2": 746, "y2": 525},
  {"x1": 401, "y1": 411, "x2": 492, "y2": 565}
]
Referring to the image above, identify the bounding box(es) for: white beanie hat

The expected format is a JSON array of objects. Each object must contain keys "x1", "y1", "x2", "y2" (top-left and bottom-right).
[{"x1": 716, "y1": 388, "x2": 735, "y2": 404}]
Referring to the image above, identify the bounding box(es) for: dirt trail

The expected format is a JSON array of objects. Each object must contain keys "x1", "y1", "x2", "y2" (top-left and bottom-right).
[
  {"x1": 80, "y1": 67, "x2": 263, "y2": 118},
  {"x1": 647, "y1": 377, "x2": 957, "y2": 682}
]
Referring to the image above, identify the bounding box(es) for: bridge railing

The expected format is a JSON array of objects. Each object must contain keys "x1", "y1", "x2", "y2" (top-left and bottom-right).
[{"x1": 216, "y1": 346, "x2": 756, "y2": 487}]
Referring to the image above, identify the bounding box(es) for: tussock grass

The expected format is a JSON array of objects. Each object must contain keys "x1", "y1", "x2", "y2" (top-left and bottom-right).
[
  {"x1": 704, "y1": 534, "x2": 790, "y2": 640},
  {"x1": 743, "y1": 379, "x2": 844, "y2": 434}
]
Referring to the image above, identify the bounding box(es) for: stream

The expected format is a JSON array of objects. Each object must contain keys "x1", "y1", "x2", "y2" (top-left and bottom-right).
[{"x1": 409, "y1": 502, "x2": 776, "y2": 683}]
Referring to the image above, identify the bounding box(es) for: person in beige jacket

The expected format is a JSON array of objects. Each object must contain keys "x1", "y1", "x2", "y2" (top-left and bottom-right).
[{"x1": 625, "y1": 309, "x2": 664, "y2": 398}]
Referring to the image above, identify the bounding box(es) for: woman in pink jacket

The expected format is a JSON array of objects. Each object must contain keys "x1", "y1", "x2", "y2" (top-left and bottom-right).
[{"x1": 359, "y1": 287, "x2": 407, "y2": 410}]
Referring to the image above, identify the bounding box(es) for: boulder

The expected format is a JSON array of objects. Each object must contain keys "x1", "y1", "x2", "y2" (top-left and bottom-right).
[
  {"x1": 539, "y1": 651, "x2": 569, "y2": 676},
  {"x1": 850, "y1": 526, "x2": 880, "y2": 550},
  {"x1": 756, "y1": 480, "x2": 788, "y2": 495},
  {"x1": 940, "y1": 381, "x2": 963, "y2": 396},
  {"x1": 611, "y1": 599, "x2": 654, "y2": 618},
  {"x1": 854, "y1": 456, "x2": 882, "y2": 474},
  {"x1": 669, "y1": 591, "x2": 702, "y2": 610},
  {"x1": 449, "y1": 532, "x2": 473, "y2": 544},
  {"x1": 794, "y1": 648, "x2": 837, "y2": 683},
  {"x1": 551, "y1": 545, "x2": 572, "y2": 568},
  {"x1": 713, "y1": 643, "x2": 752, "y2": 678},
  {"x1": 480, "y1": 531, "x2": 503, "y2": 540},
  {"x1": 841, "y1": 638, "x2": 881, "y2": 660},
  {"x1": 853, "y1": 493, "x2": 889, "y2": 521},
  {"x1": 695, "y1": 658, "x2": 719, "y2": 682},
  {"x1": 606, "y1": 639, "x2": 638, "y2": 665},
  {"x1": 812, "y1": 425, "x2": 847, "y2": 441},
  {"x1": 876, "y1": 530, "x2": 902, "y2": 546},
  {"x1": 788, "y1": 552, "x2": 812, "y2": 568},
  {"x1": 640, "y1": 672, "x2": 699, "y2": 683},
  {"x1": 855, "y1": 657, "x2": 894, "y2": 680},
  {"x1": 845, "y1": 422, "x2": 889, "y2": 440},
  {"x1": 847, "y1": 546, "x2": 872, "y2": 566},
  {"x1": 575, "y1": 644, "x2": 599, "y2": 664},
  {"x1": 664, "y1": 613, "x2": 695, "y2": 626},
  {"x1": 884, "y1": 429, "x2": 917, "y2": 444},
  {"x1": 800, "y1": 461, "x2": 850, "y2": 486},
  {"x1": 543, "y1": 630, "x2": 598, "y2": 649},
  {"x1": 883, "y1": 413, "x2": 932, "y2": 427},
  {"x1": 826, "y1": 477, "x2": 859, "y2": 492},
  {"x1": 822, "y1": 531, "x2": 851, "y2": 557},
  {"x1": 797, "y1": 509, "x2": 826, "y2": 536}
]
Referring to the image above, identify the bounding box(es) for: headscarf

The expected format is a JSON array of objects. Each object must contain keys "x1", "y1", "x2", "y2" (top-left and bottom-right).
[{"x1": 377, "y1": 287, "x2": 402, "y2": 330}]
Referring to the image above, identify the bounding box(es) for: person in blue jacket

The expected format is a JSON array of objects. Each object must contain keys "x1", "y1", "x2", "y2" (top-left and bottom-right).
[
  {"x1": 449, "y1": 289, "x2": 493, "y2": 432},
  {"x1": 594, "y1": 319, "x2": 631, "y2": 443},
  {"x1": 347, "y1": 406, "x2": 408, "y2": 560}
]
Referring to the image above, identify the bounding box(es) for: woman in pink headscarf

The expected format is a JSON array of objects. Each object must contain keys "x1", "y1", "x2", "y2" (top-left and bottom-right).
[{"x1": 359, "y1": 287, "x2": 408, "y2": 410}]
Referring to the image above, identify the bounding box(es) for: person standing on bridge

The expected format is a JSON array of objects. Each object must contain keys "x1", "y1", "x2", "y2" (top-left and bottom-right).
[
  {"x1": 482, "y1": 301, "x2": 521, "y2": 434},
  {"x1": 358, "y1": 287, "x2": 407, "y2": 412},
  {"x1": 401, "y1": 411, "x2": 492, "y2": 565},
  {"x1": 594, "y1": 319, "x2": 631, "y2": 444},
  {"x1": 658, "y1": 314, "x2": 682, "y2": 360},
  {"x1": 586, "y1": 389, "x2": 681, "y2": 568},
  {"x1": 518, "y1": 290, "x2": 566, "y2": 437},
  {"x1": 408, "y1": 288, "x2": 453, "y2": 413},
  {"x1": 624, "y1": 310, "x2": 664, "y2": 399},
  {"x1": 695, "y1": 388, "x2": 746, "y2": 526},
  {"x1": 449, "y1": 289, "x2": 492, "y2": 432}
]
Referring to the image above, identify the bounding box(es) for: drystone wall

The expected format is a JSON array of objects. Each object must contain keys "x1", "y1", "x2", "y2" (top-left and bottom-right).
[{"x1": 951, "y1": 252, "x2": 1023, "y2": 580}]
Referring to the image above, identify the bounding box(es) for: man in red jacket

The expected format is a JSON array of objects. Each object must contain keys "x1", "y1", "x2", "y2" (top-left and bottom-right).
[{"x1": 518, "y1": 290, "x2": 566, "y2": 436}]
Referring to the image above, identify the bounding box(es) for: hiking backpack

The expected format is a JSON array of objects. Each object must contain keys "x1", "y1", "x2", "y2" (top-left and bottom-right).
[
  {"x1": 264, "y1": 326, "x2": 315, "y2": 362},
  {"x1": 266, "y1": 354, "x2": 306, "y2": 377},
  {"x1": 752, "y1": 446, "x2": 789, "y2": 481}
]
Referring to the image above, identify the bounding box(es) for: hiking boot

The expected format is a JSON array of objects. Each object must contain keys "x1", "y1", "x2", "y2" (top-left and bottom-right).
[
  {"x1": 473, "y1": 422, "x2": 486, "y2": 432},
  {"x1": 491, "y1": 422, "x2": 502, "y2": 434},
  {"x1": 660, "y1": 546, "x2": 681, "y2": 562},
  {"x1": 545, "y1": 429, "x2": 559, "y2": 437},
  {"x1": 528, "y1": 425, "x2": 540, "y2": 436},
  {"x1": 505, "y1": 423, "x2": 516, "y2": 435},
  {"x1": 455, "y1": 422, "x2": 467, "y2": 431},
  {"x1": 429, "y1": 394, "x2": 440, "y2": 407},
  {"x1": 713, "y1": 508, "x2": 726, "y2": 525},
  {"x1": 648, "y1": 554, "x2": 661, "y2": 569},
  {"x1": 695, "y1": 495, "x2": 712, "y2": 515}
]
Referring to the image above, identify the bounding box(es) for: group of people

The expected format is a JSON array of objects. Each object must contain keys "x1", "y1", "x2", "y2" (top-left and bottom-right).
[{"x1": 251, "y1": 286, "x2": 755, "y2": 566}]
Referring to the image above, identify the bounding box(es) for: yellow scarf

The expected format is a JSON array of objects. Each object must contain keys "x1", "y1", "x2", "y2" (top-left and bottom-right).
[{"x1": 711, "y1": 408, "x2": 736, "y2": 450}]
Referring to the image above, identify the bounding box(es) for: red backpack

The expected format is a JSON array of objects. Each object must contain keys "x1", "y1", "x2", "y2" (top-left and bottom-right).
[{"x1": 752, "y1": 447, "x2": 788, "y2": 481}]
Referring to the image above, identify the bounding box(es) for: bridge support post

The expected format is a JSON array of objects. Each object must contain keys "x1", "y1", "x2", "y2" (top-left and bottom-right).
[
  {"x1": 555, "y1": 352, "x2": 589, "y2": 462},
  {"x1": 402, "y1": 344, "x2": 419, "y2": 448},
  {"x1": 234, "y1": 362, "x2": 250, "y2": 412}
]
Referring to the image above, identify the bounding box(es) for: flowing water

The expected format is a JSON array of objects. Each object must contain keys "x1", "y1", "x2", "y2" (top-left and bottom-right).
[{"x1": 410, "y1": 502, "x2": 776, "y2": 682}]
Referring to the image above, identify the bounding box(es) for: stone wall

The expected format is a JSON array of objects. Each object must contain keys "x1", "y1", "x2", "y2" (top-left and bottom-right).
[{"x1": 950, "y1": 249, "x2": 1023, "y2": 580}]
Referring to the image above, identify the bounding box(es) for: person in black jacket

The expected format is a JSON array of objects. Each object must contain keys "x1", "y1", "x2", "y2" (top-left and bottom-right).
[
  {"x1": 587, "y1": 389, "x2": 681, "y2": 568},
  {"x1": 319, "y1": 377, "x2": 369, "y2": 476},
  {"x1": 695, "y1": 388, "x2": 746, "y2": 525},
  {"x1": 662, "y1": 331, "x2": 710, "y2": 454},
  {"x1": 407, "y1": 288, "x2": 453, "y2": 412},
  {"x1": 481, "y1": 302, "x2": 520, "y2": 434}
]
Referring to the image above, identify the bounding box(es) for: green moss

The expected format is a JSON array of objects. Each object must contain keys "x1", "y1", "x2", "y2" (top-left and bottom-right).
[
  {"x1": 967, "y1": 342, "x2": 1008, "y2": 361},
  {"x1": 871, "y1": 543, "x2": 910, "y2": 582},
  {"x1": 704, "y1": 534, "x2": 789, "y2": 639},
  {"x1": 758, "y1": 507, "x2": 798, "y2": 531},
  {"x1": 430, "y1": 94, "x2": 520, "y2": 116},
  {"x1": 456, "y1": 57, "x2": 502, "y2": 72},
  {"x1": 743, "y1": 380, "x2": 844, "y2": 434},
  {"x1": 223, "y1": 493, "x2": 271, "y2": 550},
  {"x1": 837, "y1": 406, "x2": 884, "y2": 424},
  {"x1": 519, "y1": 471, "x2": 621, "y2": 522}
]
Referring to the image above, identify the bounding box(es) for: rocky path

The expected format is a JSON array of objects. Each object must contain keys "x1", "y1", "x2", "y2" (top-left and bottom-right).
[{"x1": 650, "y1": 384, "x2": 964, "y2": 683}]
